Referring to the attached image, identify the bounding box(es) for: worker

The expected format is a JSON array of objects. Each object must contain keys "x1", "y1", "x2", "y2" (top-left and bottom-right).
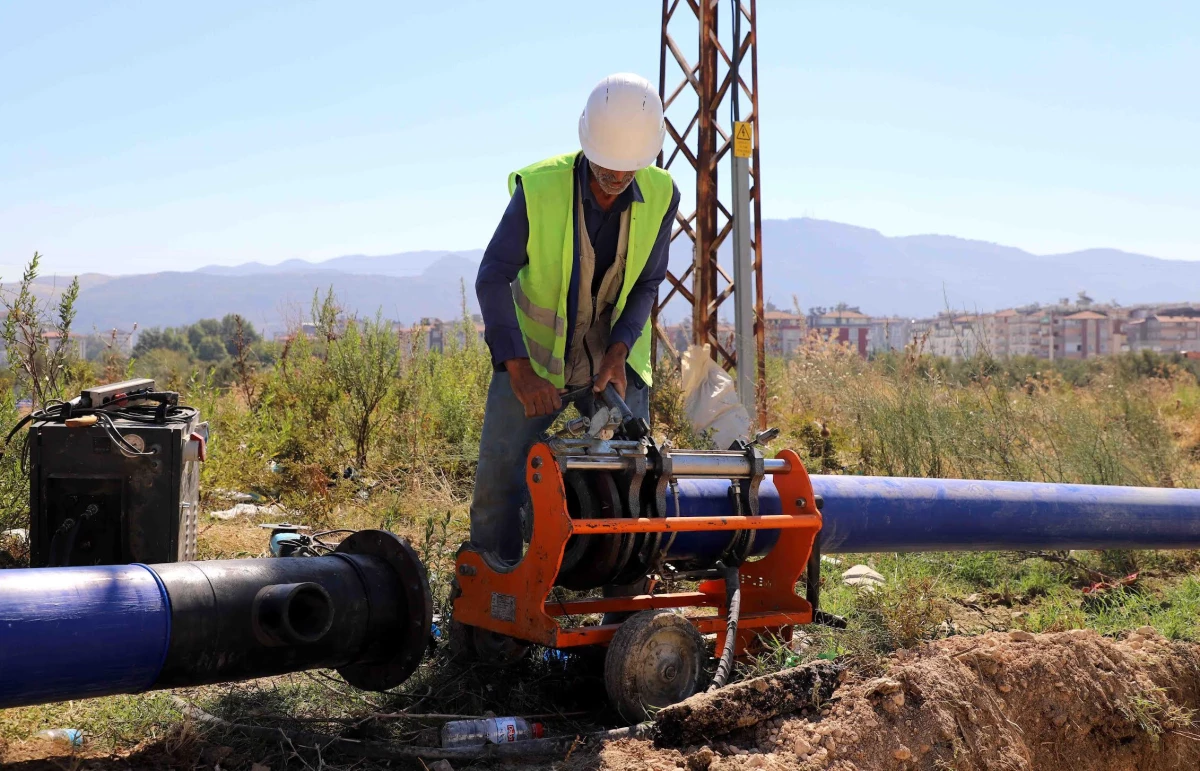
[{"x1": 473, "y1": 73, "x2": 680, "y2": 565}]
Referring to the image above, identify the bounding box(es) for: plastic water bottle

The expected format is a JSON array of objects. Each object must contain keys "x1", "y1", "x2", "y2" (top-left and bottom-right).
[
  {"x1": 440, "y1": 717, "x2": 544, "y2": 748},
  {"x1": 33, "y1": 729, "x2": 83, "y2": 748}
]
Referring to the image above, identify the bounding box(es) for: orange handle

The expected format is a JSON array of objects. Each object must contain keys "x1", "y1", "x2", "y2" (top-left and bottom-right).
[{"x1": 65, "y1": 415, "x2": 98, "y2": 428}]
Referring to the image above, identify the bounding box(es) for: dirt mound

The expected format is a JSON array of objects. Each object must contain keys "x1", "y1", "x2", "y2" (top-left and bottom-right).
[{"x1": 589, "y1": 628, "x2": 1200, "y2": 770}]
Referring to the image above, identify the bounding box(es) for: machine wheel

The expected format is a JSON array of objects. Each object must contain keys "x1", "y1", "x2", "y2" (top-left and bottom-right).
[{"x1": 604, "y1": 610, "x2": 707, "y2": 722}]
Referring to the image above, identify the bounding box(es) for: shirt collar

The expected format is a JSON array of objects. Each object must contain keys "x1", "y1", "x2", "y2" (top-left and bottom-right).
[{"x1": 577, "y1": 153, "x2": 644, "y2": 211}]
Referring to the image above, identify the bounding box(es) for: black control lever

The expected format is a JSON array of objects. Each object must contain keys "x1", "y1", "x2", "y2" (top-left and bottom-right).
[
  {"x1": 752, "y1": 427, "x2": 780, "y2": 446},
  {"x1": 558, "y1": 383, "x2": 594, "y2": 405},
  {"x1": 600, "y1": 383, "x2": 650, "y2": 441},
  {"x1": 728, "y1": 426, "x2": 781, "y2": 451}
]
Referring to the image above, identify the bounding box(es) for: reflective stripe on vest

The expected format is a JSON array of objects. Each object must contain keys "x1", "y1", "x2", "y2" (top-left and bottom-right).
[
  {"x1": 525, "y1": 335, "x2": 564, "y2": 377},
  {"x1": 510, "y1": 280, "x2": 566, "y2": 338},
  {"x1": 508, "y1": 152, "x2": 673, "y2": 388}
]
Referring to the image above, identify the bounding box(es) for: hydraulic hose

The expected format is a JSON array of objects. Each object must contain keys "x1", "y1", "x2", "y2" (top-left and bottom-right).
[{"x1": 707, "y1": 566, "x2": 742, "y2": 692}]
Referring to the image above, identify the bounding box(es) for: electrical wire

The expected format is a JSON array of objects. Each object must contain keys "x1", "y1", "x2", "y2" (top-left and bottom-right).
[{"x1": 2, "y1": 391, "x2": 198, "y2": 470}]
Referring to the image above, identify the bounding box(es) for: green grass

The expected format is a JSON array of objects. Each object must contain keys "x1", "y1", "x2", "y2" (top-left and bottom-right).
[
  {"x1": 668, "y1": 541, "x2": 1200, "y2": 688},
  {"x1": 749, "y1": 550, "x2": 1200, "y2": 676},
  {"x1": 1019, "y1": 576, "x2": 1200, "y2": 640},
  {"x1": 0, "y1": 692, "x2": 180, "y2": 750}
]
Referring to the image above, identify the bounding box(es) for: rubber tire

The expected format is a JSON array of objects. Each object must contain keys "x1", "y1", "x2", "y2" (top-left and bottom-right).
[{"x1": 604, "y1": 610, "x2": 708, "y2": 722}]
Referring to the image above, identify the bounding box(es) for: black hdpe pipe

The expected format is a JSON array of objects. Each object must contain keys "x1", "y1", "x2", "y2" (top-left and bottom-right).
[{"x1": 0, "y1": 530, "x2": 432, "y2": 709}]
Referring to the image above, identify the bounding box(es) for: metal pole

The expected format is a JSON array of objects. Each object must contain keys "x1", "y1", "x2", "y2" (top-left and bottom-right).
[
  {"x1": 730, "y1": 0, "x2": 755, "y2": 419},
  {"x1": 731, "y1": 148, "x2": 755, "y2": 419},
  {"x1": 563, "y1": 455, "x2": 791, "y2": 476}
]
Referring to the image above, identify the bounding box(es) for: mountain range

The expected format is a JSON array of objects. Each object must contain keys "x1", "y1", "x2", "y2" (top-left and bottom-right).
[{"x1": 14, "y1": 219, "x2": 1198, "y2": 336}]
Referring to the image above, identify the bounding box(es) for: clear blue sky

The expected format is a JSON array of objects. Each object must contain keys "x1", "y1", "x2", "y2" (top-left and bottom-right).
[{"x1": 1, "y1": 0, "x2": 1197, "y2": 278}]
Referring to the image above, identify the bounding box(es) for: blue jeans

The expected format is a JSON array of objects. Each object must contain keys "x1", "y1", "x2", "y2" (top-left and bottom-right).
[{"x1": 469, "y1": 367, "x2": 649, "y2": 564}]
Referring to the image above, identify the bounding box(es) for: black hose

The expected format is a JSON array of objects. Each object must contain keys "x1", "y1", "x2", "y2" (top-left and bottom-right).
[
  {"x1": 806, "y1": 531, "x2": 822, "y2": 610},
  {"x1": 707, "y1": 566, "x2": 741, "y2": 692}
]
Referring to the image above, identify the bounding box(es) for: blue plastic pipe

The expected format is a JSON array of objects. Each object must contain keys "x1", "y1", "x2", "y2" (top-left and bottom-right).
[
  {"x1": 810, "y1": 475, "x2": 1200, "y2": 553},
  {"x1": 664, "y1": 478, "x2": 782, "y2": 562},
  {"x1": 667, "y1": 476, "x2": 1200, "y2": 556},
  {"x1": 0, "y1": 564, "x2": 170, "y2": 708}
]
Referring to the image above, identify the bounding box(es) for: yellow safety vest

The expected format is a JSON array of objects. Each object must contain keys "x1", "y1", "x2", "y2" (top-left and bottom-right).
[{"x1": 507, "y1": 152, "x2": 672, "y2": 388}]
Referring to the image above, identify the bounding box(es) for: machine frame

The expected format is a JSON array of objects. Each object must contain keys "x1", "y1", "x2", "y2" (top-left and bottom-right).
[{"x1": 452, "y1": 443, "x2": 822, "y2": 656}]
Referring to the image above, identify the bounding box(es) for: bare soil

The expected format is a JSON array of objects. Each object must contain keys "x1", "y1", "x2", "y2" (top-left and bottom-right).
[{"x1": 573, "y1": 628, "x2": 1200, "y2": 771}]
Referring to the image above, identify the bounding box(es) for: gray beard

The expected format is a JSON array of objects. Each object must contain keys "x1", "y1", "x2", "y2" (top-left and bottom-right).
[{"x1": 589, "y1": 161, "x2": 634, "y2": 196}]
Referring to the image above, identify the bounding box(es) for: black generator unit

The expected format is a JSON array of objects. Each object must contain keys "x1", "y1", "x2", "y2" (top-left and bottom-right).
[{"x1": 27, "y1": 379, "x2": 207, "y2": 567}]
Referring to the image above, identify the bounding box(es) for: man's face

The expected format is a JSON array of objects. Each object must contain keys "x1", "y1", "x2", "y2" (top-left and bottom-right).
[{"x1": 589, "y1": 160, "x2": 636, "y2": 196}]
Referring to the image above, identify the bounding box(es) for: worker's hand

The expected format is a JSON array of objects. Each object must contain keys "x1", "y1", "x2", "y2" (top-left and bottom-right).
[
  {"x1": 593, "y1": 343, "x2": 629, "y2": 399},
  {"x1": 505, "y1": 358, "x2": 563, "y2": 418}
]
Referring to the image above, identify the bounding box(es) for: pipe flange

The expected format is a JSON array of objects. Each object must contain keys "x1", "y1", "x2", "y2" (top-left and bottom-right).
[{"x1": 334, "y1": 530, "x2": 433, "y2": 691}]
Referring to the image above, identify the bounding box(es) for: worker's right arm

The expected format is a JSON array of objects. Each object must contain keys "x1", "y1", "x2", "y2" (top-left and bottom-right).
[{"x1": 476, "y1": 185, "x2": 563, "y2": 418}]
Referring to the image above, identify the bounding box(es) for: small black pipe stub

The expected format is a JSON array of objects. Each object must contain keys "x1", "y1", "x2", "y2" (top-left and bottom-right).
[{"x1": 252, "y1": 582, "x2": 334, "y2": 646}]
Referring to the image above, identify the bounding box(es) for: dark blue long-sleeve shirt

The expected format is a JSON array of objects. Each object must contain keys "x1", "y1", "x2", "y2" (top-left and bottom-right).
[{"x1": 476, "y1": 154, "x2": 680, "y2": 372}]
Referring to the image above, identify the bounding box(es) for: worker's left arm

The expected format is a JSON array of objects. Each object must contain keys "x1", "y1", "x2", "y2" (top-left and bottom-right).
[{"x1": 594, "y1": 182, "x2": 682, "y2": 395}]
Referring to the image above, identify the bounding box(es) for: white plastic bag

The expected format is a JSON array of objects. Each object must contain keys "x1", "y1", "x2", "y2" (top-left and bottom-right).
[{"x1": 680, "y1": 344, "x2": 750, "y2": 449}]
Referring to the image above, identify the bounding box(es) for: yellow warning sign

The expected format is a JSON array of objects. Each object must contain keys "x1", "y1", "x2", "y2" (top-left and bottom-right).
[{"x1": 733, "y1": 121, "x2": 753, "y2": 158}]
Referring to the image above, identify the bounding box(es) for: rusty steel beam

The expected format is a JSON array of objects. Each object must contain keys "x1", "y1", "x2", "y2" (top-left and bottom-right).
[{"x1": 654, "y1": 0, "x2": 767, "y2": 427}]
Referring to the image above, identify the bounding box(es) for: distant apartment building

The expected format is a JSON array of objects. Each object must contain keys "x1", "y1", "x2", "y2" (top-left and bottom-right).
[
  {"x1": 805, "y1": 306, "x2": 871, "y2": 358},
  {"x1": 998, "y1": 308, "x2": 1053, "y2": 359},
  {"x1": 880, "y1": 301, "x2": 1200, "y2": 362},
  {"x1": 867, "y1": 317, "x2": 914, "y2": 354},
  {"x1": 398, "y1": 316, "x2": 486, "y2": 353},
  {"x1": 39, "y1": 330, "x2": 91, "y2": 359},
  {"x1": 764, "y1": 311, "x2": 805, "y2": 356},
  {"x1": 1060, "y1": 310, "x2": 1115, "y2": 359},
  {"x1": 312, "y1": 299, "x2": 1200, "y2": 366},
  {"x1": 664, "y1": 299, "x2": 1198, "y2": 363},
  {"x1": 918, "y1": 314, "x2": 988, "y2": 360},
  {"x1": 1126, "y1": 309, "x2": 1200, "y2": 354}
]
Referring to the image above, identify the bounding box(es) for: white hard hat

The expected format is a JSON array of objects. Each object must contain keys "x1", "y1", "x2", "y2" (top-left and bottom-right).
[{"x1": 578, "y1": 73, "x2": 665, "y2": 172}]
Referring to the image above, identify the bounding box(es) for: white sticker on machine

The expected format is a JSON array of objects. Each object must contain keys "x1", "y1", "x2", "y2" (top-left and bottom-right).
[{"x1": 490, "y1": 592, "x2": 516, "y2": 622}]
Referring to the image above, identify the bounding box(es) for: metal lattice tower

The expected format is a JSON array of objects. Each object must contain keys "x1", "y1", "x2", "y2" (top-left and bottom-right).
[{"x1": 654, "y1": 0, "x2": 766, "y2": 426}]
